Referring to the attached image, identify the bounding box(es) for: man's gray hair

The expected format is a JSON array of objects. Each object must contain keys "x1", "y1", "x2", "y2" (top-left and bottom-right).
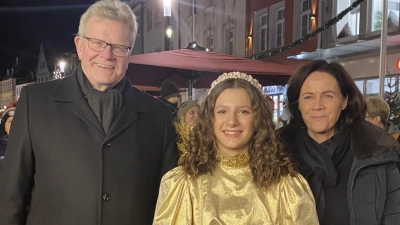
[{"x1": 77, "y1": 0, "x2": 138, "y2": 47}]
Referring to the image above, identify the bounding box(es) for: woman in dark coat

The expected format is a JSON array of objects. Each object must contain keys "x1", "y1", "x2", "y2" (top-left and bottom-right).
[{"x1": 278, "y1": 60, "x2": 400, "y2": 225}]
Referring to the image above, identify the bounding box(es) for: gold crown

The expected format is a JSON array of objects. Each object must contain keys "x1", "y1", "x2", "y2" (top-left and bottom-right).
[{"x1": 209, "y1": 72, "x2": 263, "y2": 95}]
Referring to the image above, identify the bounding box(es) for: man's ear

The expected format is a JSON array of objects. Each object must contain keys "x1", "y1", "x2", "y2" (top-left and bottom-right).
[
  {"x1": 125, "y1": 55, "x2": 130, "y2": 70},
  {"x1": 74, "y1": 36, "x2": 83, "y2": 60}
]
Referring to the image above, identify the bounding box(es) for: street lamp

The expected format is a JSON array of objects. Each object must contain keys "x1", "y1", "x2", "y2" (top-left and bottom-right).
[
  {"x1": 59, "y1": 61, "x2": 66, "y2": 73},
  {"x1": 54, "y1": 61, "x2": 67, "y2": 80},
  {"x1": 166, "y1": 27, "x2": 172, "y2": 38},
  {"x1": 163, "y1": 0, "x2": 172, "y2": 50}
]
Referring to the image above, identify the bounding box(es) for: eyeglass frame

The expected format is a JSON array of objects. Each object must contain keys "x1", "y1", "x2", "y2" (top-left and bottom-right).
[{"x1": 82, "y1": 36, "x2": 132, "y2": 57}]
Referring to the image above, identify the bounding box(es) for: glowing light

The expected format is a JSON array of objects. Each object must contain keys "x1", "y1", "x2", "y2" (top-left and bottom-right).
[
  {"x1": 397, "y1": 58, "x2": 400, "y2": 70},
  {"x1": 166, "y1": 27, "x2": 172, "y2": 38},
  {"x1": 59, "y1": 61, "x2": 66, "y2": 72}
]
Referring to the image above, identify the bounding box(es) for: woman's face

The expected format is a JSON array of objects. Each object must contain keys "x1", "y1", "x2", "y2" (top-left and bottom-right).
[
  {"x1": 184, "y1": 105, "x2": 200, "y2": 126},
  {"x1": 213, "y1": 88, "x2": 255, "y2": 156},
  {"x1": 298, "y1": 71, "x2": 348, "y2": 143}
]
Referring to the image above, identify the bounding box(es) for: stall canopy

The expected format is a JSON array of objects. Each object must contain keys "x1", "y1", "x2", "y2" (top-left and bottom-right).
[{"x1": 126, "y1": 48, "x2": 297, "y2": 92}]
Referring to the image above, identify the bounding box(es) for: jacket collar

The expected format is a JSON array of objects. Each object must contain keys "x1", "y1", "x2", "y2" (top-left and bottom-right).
[
  {"x1": 50, "y1": 67, "x2": 152, "y2": 138},
  {"x1": 350, "y1": 119, "x2": 400, "y2": 160},
  {"x1": 279, "y1": 120, "x2": 400, "y2": 163}
]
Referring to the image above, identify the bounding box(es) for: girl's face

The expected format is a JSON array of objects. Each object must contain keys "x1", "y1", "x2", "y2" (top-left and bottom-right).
[{"x1": 213, "y1": 88, "x2": 255, "y2": 156}]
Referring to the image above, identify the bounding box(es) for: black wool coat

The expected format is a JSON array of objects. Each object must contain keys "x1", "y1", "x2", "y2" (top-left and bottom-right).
[
  {"x1": 0, "y1": 70, "x2": 178, "y2": 225},
  {"x1": 278, "y1": 120, "x2": 400, "y2": 225}
]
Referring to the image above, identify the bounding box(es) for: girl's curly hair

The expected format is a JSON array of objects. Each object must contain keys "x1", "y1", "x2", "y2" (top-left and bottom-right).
[{"x1": 180, "y1": 78, "x2": 297, "y2": 188}]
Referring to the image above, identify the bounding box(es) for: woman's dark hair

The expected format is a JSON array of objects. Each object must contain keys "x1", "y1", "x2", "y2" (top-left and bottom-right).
[
  {"x1": 287, "y1": 60, "x2": 366, "y2": 126},
  {"x1": 180, "y1": 78, "x2": 297, "y2": 188}
]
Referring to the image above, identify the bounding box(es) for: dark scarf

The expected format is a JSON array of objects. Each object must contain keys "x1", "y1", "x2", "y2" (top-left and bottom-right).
[
  {"x1": 77, "y1": 66, "x2": 125, "y2": 134},
  {"x1": 296, "y1": 124, "x2": 350, "y2": 223}
]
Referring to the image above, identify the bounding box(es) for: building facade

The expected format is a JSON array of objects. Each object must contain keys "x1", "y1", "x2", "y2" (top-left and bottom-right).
[
  {"x1": 133, "y1": 0, "x2": 247, "y2": 56},
  {"x1": 0, "y1": 79, "x2": 16, "y2": 109},
  {"x1": 179, "y1": 0, "x2": 247, "y2": 56},
  {"x1": 246, "y1": 0, "x2": 319, "y2": 120},
  {"x1": 287, "y1": 0, "x2": 400, "y2": 97}
]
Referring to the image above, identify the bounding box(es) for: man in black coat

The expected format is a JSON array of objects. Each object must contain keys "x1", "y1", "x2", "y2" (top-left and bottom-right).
[
  {"x1": 0, "y1": 1, "x2": 178, "y2": 225},
  {"x1": 158, "y1": 79, "x2": 180, "y2": 120}
]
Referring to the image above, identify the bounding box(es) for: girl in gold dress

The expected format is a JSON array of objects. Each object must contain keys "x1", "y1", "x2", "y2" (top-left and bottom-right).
[{"x1": 153, "y1": 72, "x2": 319, "y2": 225}]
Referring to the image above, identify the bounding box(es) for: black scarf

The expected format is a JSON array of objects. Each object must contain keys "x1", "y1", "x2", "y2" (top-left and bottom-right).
[
  {"x1": 77, "y1": 66, "x2": 125, "y2": 134},
  {"x1": 296, "y1": 124, "x2": 350, "y2": 223}
]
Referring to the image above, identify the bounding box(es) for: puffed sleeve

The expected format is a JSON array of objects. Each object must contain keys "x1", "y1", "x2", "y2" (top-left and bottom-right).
[
  {"x1": 279, "y1": 174, "x2": 319, "y2": 225},
  {"x1": 153, "y1": 167, "x2": 193, "y2": 225}
]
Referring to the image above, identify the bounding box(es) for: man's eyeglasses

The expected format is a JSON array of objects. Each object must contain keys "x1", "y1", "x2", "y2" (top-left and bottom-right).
[{"x1": 83, "y1": 36, "x2": 131, "y2": 57}]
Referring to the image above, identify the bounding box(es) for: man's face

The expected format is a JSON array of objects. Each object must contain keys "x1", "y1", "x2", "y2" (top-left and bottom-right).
[
  {"x1": 74, "y1": 16, "x2": 132, "y2": 91},
  {"x1": 167, "y1": 95, "x2": 180, "y2": 105}
]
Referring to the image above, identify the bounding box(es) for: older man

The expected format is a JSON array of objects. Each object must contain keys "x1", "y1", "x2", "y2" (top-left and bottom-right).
[{"x1": 0, "y1": 1, "x2": 178, "y2": 225}]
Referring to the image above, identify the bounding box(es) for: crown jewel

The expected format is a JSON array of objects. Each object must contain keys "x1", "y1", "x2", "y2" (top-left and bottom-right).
[{"x1": 209, "y1": 72, "x2": 263, "y2": 95}]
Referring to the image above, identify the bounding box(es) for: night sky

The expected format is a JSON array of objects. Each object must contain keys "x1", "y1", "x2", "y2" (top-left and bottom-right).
[{"x1": 0, "y1": 0, "x2": 96, "y2": 76}]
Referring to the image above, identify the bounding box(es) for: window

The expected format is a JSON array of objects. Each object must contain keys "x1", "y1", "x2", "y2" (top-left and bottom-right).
[
  {"x1": 386, "y1": 76, "x2": 397, "y2": 92},
  {"x1": 370, "y1": 0, "x2": 400, "y2": 32},
  {"x1": 276, "y1": 7, "x2": 285, "y2": 47},
  {"x1": 206, "y1": 35, "x2": 214, "y2": 52},
  {"x1": 260, "y1": 14, "x2": 268, "y2": 51},
  {"x1": 301, "y1": 0, "x2": 311, "y2": 37},
  {"x1": 189, "y1": 0, "x2": 196, "y2": 16},
  {"x1": 40, "y1": 61, "x2": 45, "y2": 70},
  {"x1": 365, "y1": 77, "x2": 396, "y2": 95},
  {"x1": 146, "y1": 8, "x2": 152, "y2": 30},
  {"x1": 155, "y1": 6, "x2": 162, "y2": 25},
  {"x1": 354, "y1": 80, "x2": 364, "y2": 94},
  {"x1": 253, "y1": 7, "x2": 269, "y2": 53},
  {"x1": 225, "y1": 30, "x2": 234, "y2": 55},
  {"x1": 336, "y1": 0, "x2": 360, "y2": 39}
]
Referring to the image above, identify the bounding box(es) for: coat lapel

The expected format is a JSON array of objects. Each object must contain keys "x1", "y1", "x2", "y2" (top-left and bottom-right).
[
  {"x1": 50, "y1": 72, "x2": 105, "y2": 137},
  {"x1": 104, "y1": 80, "x2": 151, "y2": 143}
]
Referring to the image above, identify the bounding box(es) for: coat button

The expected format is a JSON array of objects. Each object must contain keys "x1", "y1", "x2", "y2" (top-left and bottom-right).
[
  {"x1": 102, "y1": 194, "x2": 111, "y2": 202},
  {"x1": 105, "y1": 143, "x2": 111, "y2": 147}
]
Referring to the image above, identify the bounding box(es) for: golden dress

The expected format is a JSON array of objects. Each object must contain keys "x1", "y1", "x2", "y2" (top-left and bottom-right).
[{"x1": 153, "y1": 152, "x2": 319, "y2": 225}]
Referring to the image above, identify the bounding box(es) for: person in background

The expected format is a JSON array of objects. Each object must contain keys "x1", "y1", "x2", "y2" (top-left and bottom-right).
[
  {"x1": 0, "y1": 1, "x2": 178, "y2": 224},
  {"x1": 153, "y1": 72, "x2": 319, "y2": 225},
  {"x1": 159, "y1": 79, "x2": 180, "y2": 118},
  {"x1": 364, "y1": 96, "x2": 390, "y2": 129},
  {"x1": 265, "y1": 95, "x2": 275, "y2": 115},
  {"x1": 278, "y1": 99, "x2": 291, "y2": 125},
  {"x1": 0, "y1": 106, "x2": 15, "y2": 173},
  {"x1": 174, "y1": 100, "x2": 200, "y2": 161},
  {"x1": 2, "y1": 107, "x2": 15, "y2": 136},
  {"x1": 176, "y1": 100, "x2": 200, "y2": 127},
  {"x1": 278, "y1": 60, "x2": 400, "y2": 225}
]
